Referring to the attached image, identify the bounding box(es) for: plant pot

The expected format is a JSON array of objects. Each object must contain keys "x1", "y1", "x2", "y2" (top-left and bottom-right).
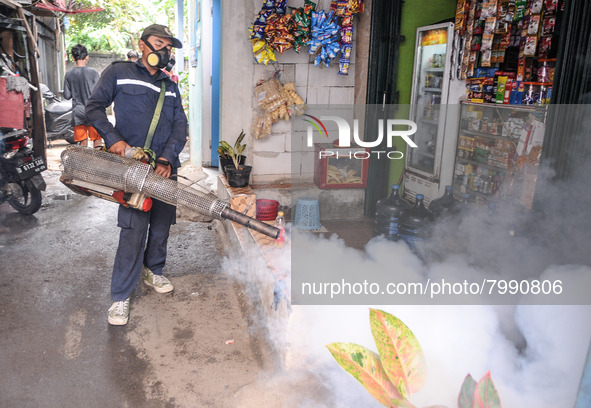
[
  {"x1": 219, "y1": 155, "x2": 246, "y2": 177},
  {"x1": 225, "y1": 165, "x2": 252, "y2": 188}
]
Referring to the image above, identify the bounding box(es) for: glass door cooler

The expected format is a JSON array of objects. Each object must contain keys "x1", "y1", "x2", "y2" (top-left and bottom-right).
[{"x1": 404, "y1": 22, "x2": 460, "y2": 205}]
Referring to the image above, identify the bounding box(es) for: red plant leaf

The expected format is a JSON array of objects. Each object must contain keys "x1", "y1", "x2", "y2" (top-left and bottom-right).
[
  {"x1": 370, "y1": 309, "x2": 427, "y2": 399},
  {"x1": 458, "y1": 374, "x2": 477, "y2": 408},
  {"x1": 473, "y1": 372, "x2": 502, "y2": 408},
  {"x1": 327, "y1": 342, "x2": 416, "y2": 408}
]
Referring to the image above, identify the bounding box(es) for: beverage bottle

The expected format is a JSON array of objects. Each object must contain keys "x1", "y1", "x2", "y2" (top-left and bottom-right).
[
  {"x1": 274, "y1": 211, "x2": 286, "y2": 248},
  {"x1": 491, "y1": 171, "x2": 498, "y2": 194},
  {"x1": 428, "y1": 185, "x2": 457, "y2": 219},
  {"x1": 374, "y1": 185, "x2": 412, "y2": 240},
  {"x1": 398, "y1": 194, "x2": 434, "y2": 252},
  {"x1": 487, "y1": 171, "x2": 494, "y2": 194},
  {"x1": 473, "y1": 168, "x2": 482, "y2": 192}
]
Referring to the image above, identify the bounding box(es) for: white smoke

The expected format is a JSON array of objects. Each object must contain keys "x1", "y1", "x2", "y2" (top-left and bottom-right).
[
  {"x1": 283, "y1": 233, "x2": 591, "y2": 407},
  {"x1": 286, "y1": 303, "x2": 591, "y2": 407},
  {"x1": 222, "y1": 226, "x2": 591, "y2": 407},
  {"x1": 221, "y1": 153, "x2": 591, "y2": 407}
]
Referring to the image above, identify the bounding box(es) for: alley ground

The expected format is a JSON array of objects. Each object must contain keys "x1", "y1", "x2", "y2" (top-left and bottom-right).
[{"x1": 0, "y1": 142, "x2": 310, "y2": 408}]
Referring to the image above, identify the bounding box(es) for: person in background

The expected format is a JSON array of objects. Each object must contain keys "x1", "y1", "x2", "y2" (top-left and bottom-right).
[
  {"x1": 86, "y1": 24, "x2": 187, "y2": 326},
  {"x1": 63, "y1": 44, "x2": 102, "y2": 148},
  {"x1": 127, "y1": 50, "x2": 139, "y2": 62}
]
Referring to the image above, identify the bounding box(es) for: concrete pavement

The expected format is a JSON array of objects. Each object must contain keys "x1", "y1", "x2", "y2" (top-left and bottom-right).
[{"x1": 0, "y1": 142, "x2": 275, "y2": 407}]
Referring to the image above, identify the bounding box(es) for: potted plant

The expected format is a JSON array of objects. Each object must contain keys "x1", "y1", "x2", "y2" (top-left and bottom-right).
[
  {"x1": 218, "y1": 130, "x2": 252, "y2": 188},
  {"x1": 217, "y1": 130, "x2": 247, "y2": 177}
]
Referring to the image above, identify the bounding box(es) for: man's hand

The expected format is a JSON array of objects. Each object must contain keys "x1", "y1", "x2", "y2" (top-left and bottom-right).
[
  {"x1": 155, "y1": 157, "x2": 172, "y2": 178},
  {"x1": 108, "y1": 140, "x2": 132, "y2": 157}
]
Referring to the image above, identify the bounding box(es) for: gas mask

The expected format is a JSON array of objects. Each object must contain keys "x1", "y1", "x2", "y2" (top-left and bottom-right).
[{"x1": 142, "y1": 37, "x2": 176, "y2": 71}]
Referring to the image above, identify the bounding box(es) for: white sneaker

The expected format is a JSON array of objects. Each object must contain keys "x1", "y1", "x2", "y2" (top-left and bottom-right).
[
  {"x1": 108, "y1": 298, "x2": 130, "y2": 326},
  {"x1": 142, "y1": 266, "x2": 174, "y2": 293}
]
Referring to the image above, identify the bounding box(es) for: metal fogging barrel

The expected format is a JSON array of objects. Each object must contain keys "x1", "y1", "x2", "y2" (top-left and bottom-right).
[{"x1": 60, "y1": 146, "x2": 279, "y2": 239}]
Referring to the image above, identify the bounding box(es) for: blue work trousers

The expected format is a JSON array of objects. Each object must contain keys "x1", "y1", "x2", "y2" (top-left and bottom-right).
[{"x1": 111, "y1": 198, "x2": 176, "y2": 301}]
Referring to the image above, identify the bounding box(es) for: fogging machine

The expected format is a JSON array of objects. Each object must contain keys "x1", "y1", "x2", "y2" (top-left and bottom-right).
[{"x1": 60, "y1": 146, "x2": 279, "y2": 239}]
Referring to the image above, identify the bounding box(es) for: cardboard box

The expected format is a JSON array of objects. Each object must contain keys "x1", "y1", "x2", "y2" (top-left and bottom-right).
[
  {"x1": 219, "y1": 175, "x2": 257, "y2": 218},
  {"x1": 229, "y1": 192, "x2": 256, "y2": 218}
]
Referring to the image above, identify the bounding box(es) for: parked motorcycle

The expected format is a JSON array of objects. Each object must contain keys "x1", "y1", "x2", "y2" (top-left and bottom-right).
[
  {"x1": 40, "y1": 84, "x2": 75, "y2": 144},
  {"x1": 0, "y1": 127, "x2": 46, "y2": 215}
]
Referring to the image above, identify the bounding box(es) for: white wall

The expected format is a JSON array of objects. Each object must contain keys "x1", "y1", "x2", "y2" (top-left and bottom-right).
[{"x1": 220, "y1": 0, "x2": 362, "y2": 185}]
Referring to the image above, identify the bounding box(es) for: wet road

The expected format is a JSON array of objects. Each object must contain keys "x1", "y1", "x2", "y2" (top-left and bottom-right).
[{"x1": 0, "y1": 147, "x2": 273, "y2": 407}]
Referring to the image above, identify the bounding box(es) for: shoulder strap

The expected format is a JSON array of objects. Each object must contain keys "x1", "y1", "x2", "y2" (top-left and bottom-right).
[{"x1": 144, "y1": 80, "x2": 167, "y2": 150}]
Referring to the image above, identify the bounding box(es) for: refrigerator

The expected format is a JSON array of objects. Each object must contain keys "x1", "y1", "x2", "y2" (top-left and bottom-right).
[{"x1": 403, "y1": 22, "x2": 464, "y2": 205}]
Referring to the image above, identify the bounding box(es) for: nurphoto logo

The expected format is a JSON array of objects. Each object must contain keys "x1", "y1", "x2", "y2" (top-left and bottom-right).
[{"x1": 303, "y1": 114, "x2": 418, "y2": 160}]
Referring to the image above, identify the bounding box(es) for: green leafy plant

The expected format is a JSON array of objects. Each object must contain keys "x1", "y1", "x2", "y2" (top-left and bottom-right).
[
  {"x1": 327, "y1": 309, "x2": 502, "y2": 408},
  {"x1": 65, "y1": 0, "x2": 183, "y2": 53},
  {"x1": 217, "y1": 130, "x2": 246, "y2": 169},
  {"x1": 177, "y1": 70, "x2": 189, "y2": 119}
]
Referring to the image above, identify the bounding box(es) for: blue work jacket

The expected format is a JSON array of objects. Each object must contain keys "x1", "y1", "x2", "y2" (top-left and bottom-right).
[{"x1": 86, "y1": 60, "x2": 187, "y2": 168}]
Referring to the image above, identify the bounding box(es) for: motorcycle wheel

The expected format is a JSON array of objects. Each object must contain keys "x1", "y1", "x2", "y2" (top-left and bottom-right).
[
  {"x1": 7, "y1": 179, "x2": 42, "y2": 215},
  {"x1": 65, "y1": 129, "x2": 76, "y2": 144}
]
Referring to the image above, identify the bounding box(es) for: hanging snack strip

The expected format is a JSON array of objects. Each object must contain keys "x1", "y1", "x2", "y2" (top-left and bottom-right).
[
  {"x1": 250, "y1": 2, "x2": 276, "y2": 65},
  {"x1": 459, "y1": 0, "x2": 563, "y2": 105},
  {"x1": 252, "y1": 78, "x2": 305, "y2": 140},
  {"x1": 307, "y1": 10, "x2": 341, "y2": 68},
  {"x1": 333, "y1": 1, "x2": 357, "y2": 74},
  {"x1": 290, "y1": 0, "x2": 315, "y2": 53},
  {"x1": 251, "y1": 1, "x2": 273, "y2": 40},
  {"x1": 264, "y1": 13, "x2": 295, "y2": 54},
  {"x1": 538, "y1": 0, "x2": 560, "y2": 59},
  {"x1": 338, "y1": 13, "x2": 353, "y2": 75},
  {"x1": 251, "y1": 32, "x2": 277, "y2": 65},
  {"x1": 479, "y1": 0, "x2": 497, "y2": 67},
  {"x1": 250, "y1": 0, "x2": 289, "y2": 64},
  {"x1": 332, "y1": 0, "x2": 363, "y2": 75},
  {"x1": 332, "y1": 0, "x2": 363, "y2": 16},
  {"x1": 249, "y1": 0, "x2": 364, "y2": 73}
]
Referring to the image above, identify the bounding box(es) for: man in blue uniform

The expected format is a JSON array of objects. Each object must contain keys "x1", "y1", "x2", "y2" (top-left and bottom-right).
[{"x1": 86, "y1": 24, "x2": 188, "y2": 326}]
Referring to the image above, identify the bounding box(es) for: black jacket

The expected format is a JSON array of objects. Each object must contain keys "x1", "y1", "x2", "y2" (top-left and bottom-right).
[{"x1": 86, "y1": 60, "x2": 187, "y2": 167}]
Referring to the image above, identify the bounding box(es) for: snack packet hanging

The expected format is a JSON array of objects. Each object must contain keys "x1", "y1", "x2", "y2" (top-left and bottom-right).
[
  {"x1": 307, "y1": 10, "x2": 341, "y2": 67},
  {"x1": 254, "y1": 45, "x2": 277, "y2": 65},
  {"x1": 249, "y1": 26, "x2": 277, "y2": 65},
  {"x1": 341, "y1": 44, "x2": 352, "y2": 59},
  {"x1": 332, "y1": 0, "x2": 363, "y2": 15},
  {"x1": 251, "y1": 9, "x2": 273, "y2": 39},
  {"x1": 332, "y1": 0, "x2": 349, "y2": 16},
  {"x1": 264, "y1": 13, "x2": 295, "y2": 54},
  {"x1": 290, "y1": 0, "x2": 315, "y2": 53},
  {"x1": 273, "y1": 0, "x2": 288, "y2": 15},
  {"x1": 251, "y1": 1, "x2": 275, "y2": 40},
  {"x1": 338, "y1": 58, "x2": 350, "y2": 75},
  {"x1": 341, "y1": 25, "x2": 353, "y2": 44}
]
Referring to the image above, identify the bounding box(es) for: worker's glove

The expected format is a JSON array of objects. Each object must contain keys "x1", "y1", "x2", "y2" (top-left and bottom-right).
[{"x1": 124, "y1": 147, "x2": 157, "y2": 169}]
